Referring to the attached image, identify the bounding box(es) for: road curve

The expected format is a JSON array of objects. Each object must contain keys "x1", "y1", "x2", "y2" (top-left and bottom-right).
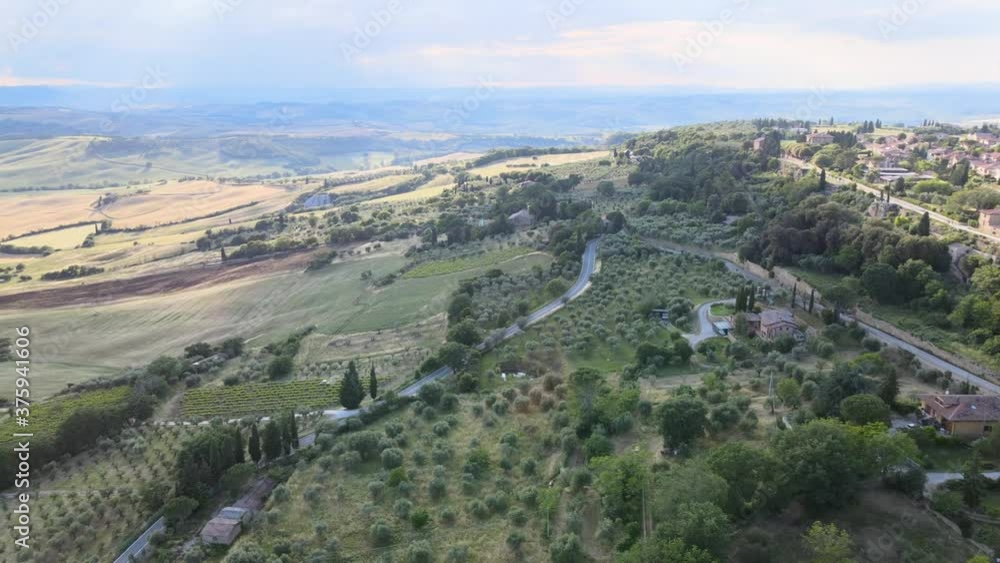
[
  {"x1": 117, "y1": 240, "x2": 601, "y2": 563},
  {"x1": 319, "y1": 238, "x2": 600, "y2": 420},
  {"x1": 685, "y1": 299, "x2": 734, "y2": 345},
  {"x1": 647, "y1": 239, "x2": 999, "y2": 394}
]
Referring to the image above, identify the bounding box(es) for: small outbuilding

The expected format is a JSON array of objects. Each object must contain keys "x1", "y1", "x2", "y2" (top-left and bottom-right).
[{"x1": 201, "y1": 517, "x2": 242, "y2": 546}]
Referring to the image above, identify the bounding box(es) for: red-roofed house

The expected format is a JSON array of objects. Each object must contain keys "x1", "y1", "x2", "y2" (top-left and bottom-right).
[{"x1": 920, "y1": 394, "x2": 1000, "y2": 439}]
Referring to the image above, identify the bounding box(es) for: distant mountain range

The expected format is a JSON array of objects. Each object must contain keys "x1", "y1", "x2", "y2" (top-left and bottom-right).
[{"x1": 1, "y1": 86, "x2": 998, "y2": 139}]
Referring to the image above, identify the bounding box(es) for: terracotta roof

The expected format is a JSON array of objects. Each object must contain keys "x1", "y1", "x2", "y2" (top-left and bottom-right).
[
  {"x1": 759, "y1": 309, "x2": 796, "y2": 327},
  {"x1": 921, "y1": 394, "x2": 1000, "y2": 422}
]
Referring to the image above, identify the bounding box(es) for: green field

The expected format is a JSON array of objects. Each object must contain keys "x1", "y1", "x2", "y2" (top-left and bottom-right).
[
  {"x1": 403, "y1": 247, "x2": 535, "y2": 279},
  {"x1": 0, "y1": 386, "x2": 130, "y2": 446},
  {"x1": 182, "y1": 379, "x2": 343, "y2": 418},
  {"x1": 0, "y1": 250, "x2": 551, "y2": 398}
]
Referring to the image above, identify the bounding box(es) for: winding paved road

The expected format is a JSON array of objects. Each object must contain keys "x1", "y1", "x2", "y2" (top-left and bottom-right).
[
  {"x1": 117, "y1": 240, "x2": 601, "y2": 563},
  {"x1": 647, "y1": 239, "x2": 999, "y2": 394},
  {"x1": 686, "y1": 299, "x2": 734, "y2": 345},
  {"x1": 113, "y1": 516, "x2": 165, "y2": 563},
  {"x1": 784, "y1": 156, "x2": 1000, "y2": 245},
  {"x1": 318, "y1": 239, "x2": 599, "y2": 421}
]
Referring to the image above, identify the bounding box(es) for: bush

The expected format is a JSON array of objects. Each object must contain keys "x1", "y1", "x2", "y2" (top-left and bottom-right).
[
  {"x1": 381, "y1": 447, "x2": 404, "y2": 469},
  {"x1": 406, "y1": 540, "x2": 434, "y2": 563},
  {"x1": 370, "y1": 519, "x2": 393, "y2": 546},
  {"x1": 440, "y1": 507, "x2": 457, "y2": 524},
  {"x1": 429, "y1": 477, "x2": 448, "y2": 500},
  {"x1": 418, "y1": 381, "x2": 445, "y2": 406},
  {"x1": 410, "y1": 509, "x2": 430, "y2": 529},
  {"x1": 466, "y1": 499, "x2": 489, "y2": 519},
  {"x1": 584, "y1": 433, "x2": 613, "y2": 460},
  {"x1": 550, "y1": 533, "x2": 586, "y2": 563},
  {"x1": 368, "y1": 480, "x2": 385, "y2": 501},
  {"x1": 506, "y1": 530, "x2": 526, "y2": 552},
  {"x1": 883, "y1": 465, "x2": 927, "y2": 498},
  {"x1": 394, "y1": 498, "x2": 413, "y2": 519},
  {"x1": 521, "y1": 458, "x2": 536, "y2": 476},
  {"x1": 508, "y1": 507, "x2": 528, "y2": 526}
]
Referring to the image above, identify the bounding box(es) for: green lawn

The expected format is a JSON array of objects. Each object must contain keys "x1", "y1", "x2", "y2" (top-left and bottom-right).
[
  {"x1": 709, "y1": 303, "x2": 736, "y2": 316},
  {"x1": 918, "y1": 442, "x2": 977, "y2": 472}
]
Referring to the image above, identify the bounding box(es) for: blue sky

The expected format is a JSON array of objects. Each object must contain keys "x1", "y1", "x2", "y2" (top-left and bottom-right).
[{"x1": 2, "y1": 0, "x2": 999, "y2": 93}]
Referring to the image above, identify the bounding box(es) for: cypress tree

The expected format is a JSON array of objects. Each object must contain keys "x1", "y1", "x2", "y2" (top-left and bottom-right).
[
  {"x1": 288, "y1": 412, "x2": 299, "y2": 449},
  {"x1": 808, "y1": 289, "x2": 815, "y2": 313},
  {"x1": 878, "y1": 371, "x2": 899, "y2": 407},
  {"x1": 280, "y1": 417, "x2": 292, "y2": 455},
  {"x1": 917, "y1": 212, "x2": 931, "y2": 236},
  {"x1": 369, "y1": 365, "x2": 378, "y2": 400},
  {"x1": 791, "y1": 285, "x2": 797, "y2": 309},
  {"x1": 262, "y1": 419, "x2": 282, "y2": 461},
  {"x1": 231, "y1": 426, "x2": 245, "y2": 463},
  {"x1": 249, "y1": 423, "x2": 262, "y2": 464},
  {"x1": 748, "y1": 285, "x2": 757, "y2": 312},
  {"x1": 339, "y1": 360, "x2": 364, "y2": 409},
  {"x1": 819, "y1": 168, "x2": 827, "y2": 191},
  {"x1": 221, "y1": 247, "x2": 227, "y2": 261}
]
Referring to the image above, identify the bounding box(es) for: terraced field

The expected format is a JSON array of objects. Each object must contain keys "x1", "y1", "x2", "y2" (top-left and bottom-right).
[
  {"x1": 182, "y1": 379, "x2": 344, "y2": 417},
  {"x1": 327, "y1": 174, "x2": 422, "y2": 195},
  {"x1": 403, "y1": 246, "x2": 534, "y2": 278}
]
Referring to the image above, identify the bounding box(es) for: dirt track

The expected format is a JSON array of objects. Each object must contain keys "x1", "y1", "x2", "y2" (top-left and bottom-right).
[{"x1": 0, "y1": 250, "x2": 315, "y2": 309}]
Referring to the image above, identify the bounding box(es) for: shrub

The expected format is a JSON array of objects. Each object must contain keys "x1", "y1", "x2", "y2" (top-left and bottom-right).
[
  {"x1": 466, "y1": 499, "x2": 489, "y2": 519},
  {"x1": 508, "y1": 507, "x2": 528, "y2": 526},
  {"x1": 381, "y1": 447, "x2": 404, "y2": 469},
  {"x1": 387, "y1": 467, "x2": 409, "y2": 487},
  {"x1": 394, "y1": 498, "x2": 413, "y2": 519},
  {"x1": 584, "y1": 433, "x2": 613, "y2": 460},
  {"x1": 446, "y1": 544, "x2": 469, "y2": 562},
  {"x1": 521, "y1": 458, "x2": 536, "y2": 476},
  {"x1": 370, "y1": 519, "x2": 393, "y2": 546},
  {"x1": 429, "y1": 477, "x2": 448, "y2": 500},
  {"x1": 368, "y1": 480, "x2": 385, "y2": 501},
  {"x1": 439, "y1": 507, "x2": 457, "y2": 524},
  {"x1": 406, "y1": 540, "x2": 434, "y2": 563},
  {"x1": 410, "y1": 509, "x2": 430, "y2": 529},
  {"x1": 272, "y1": 485, "x2": 290, "y2": 503},
  {"x1": 485, "y1": 492, "x2": 509, "y2": 514},
  {"x1": 418, "y1": 381, "x2": 445, "y2": 406},
  {"x1": 433, "y1": 421, "x2": 451, "y2": 436},
  {"x1": 506, "y1": 530, "x2": 526, "y2": 552}
]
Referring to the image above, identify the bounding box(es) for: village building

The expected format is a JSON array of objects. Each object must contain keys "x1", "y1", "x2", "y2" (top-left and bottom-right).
[
  {"x1": 967, "y1": 132, "x2": 999, "y2": 145},
  {"x1": 753, "y1": 137, "x2": 767, "y2": 152},
  {"x1": 757, "y1": 309, "x2": 803, "y2": 341},
  {"x1": 199, "y1": 478, "x2": 275, "y2": 547},
  {"x1": 979, "y1": 209, "x2": 1000, "y2": 235},
  {"x1": 920, "y1": 394, "x2": 1000, "y2": 439},
  {"x1": 201, "y1": 517, "x2": 242, "y2": 546},
  {"x1": 806, "y1": 132, "x2": 835, "y2": 146},
  {"x1": 507, "y1": 209, "x2": 534, "y2": 229}
]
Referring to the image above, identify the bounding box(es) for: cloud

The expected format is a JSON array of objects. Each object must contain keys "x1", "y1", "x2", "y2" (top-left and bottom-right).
[
  {"x1": 390, "y1": 19, "x2": 1000, "y2": 89},
  {"x1": 0, "y1": 75, "x2": 127, "y2": 87},
  {"x1": 2, "y1": 0, "x2": 999, "y2": 91}
]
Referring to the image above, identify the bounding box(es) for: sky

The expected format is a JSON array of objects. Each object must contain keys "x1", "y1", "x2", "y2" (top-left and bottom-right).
[{"x1": 2, "y1": 0, "x2": 999, "y2": 96}]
